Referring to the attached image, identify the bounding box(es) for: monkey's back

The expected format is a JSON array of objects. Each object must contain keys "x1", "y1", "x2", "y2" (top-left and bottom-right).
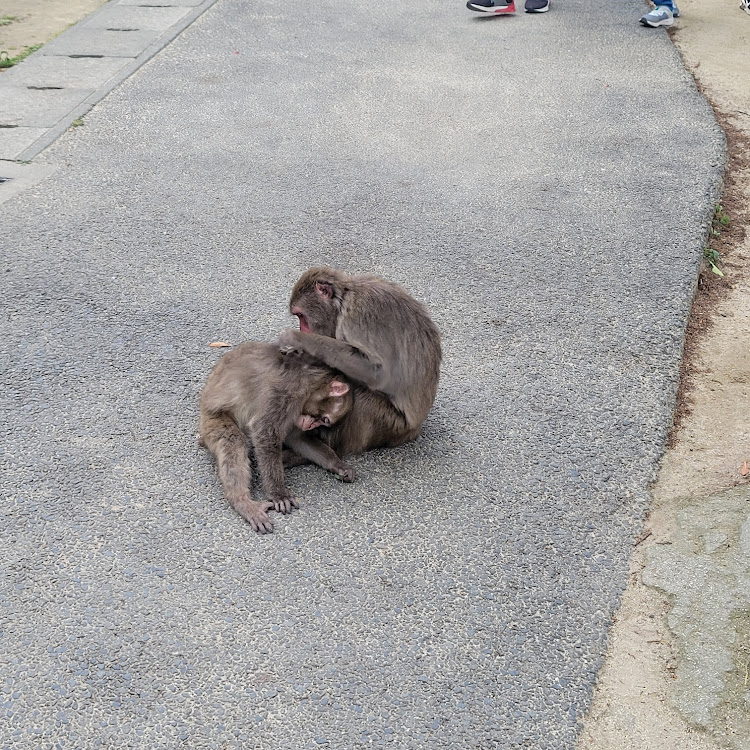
[
  {"x1": 340, "y1": 279, "x2": 442, "y2": 426},
  {"x1": 201, "y1": 341, "x2": 279, "y2": 421},
  {"x1": 200, "y1": 340, "x2": 344, "y2": 432}
]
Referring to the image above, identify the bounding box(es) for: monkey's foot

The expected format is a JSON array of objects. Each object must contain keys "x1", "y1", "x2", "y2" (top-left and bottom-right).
[
  {"x1": 236, "y1": 500, "x2": 274, "y2": 533},
  {"x1": 269, "y1": 492, "x2": 300, "y2": 515}
]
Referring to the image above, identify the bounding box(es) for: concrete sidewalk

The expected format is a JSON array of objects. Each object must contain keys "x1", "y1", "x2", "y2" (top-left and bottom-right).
[
  {"x1": 0, "y1": 0, "x2": 218, "y2": 162},
  {"x1": 0, "y1": 0, "x2": 725, "y2": 748}
]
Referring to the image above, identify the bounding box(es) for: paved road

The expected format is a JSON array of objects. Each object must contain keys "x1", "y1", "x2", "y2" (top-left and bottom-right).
[{"x1": 0, "y1": 0, "x2": 724, "y2": 748}]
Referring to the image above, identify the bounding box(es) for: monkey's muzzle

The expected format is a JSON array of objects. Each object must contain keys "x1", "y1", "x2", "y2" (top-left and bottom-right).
[{"x1": 291, "y1": 307, "x2": 311, "y2": 333}]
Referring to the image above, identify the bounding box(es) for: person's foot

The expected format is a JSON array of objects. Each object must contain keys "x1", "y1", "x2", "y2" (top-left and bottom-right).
[
  {"x1": 741, "y1": 0, "x2": 750, "y2": 15},
  {"x1": 466, "y1": 0, "x2": 516, "y2": 13},
  {"x1": 525, "y1": 0, "x2": 550, "y2": 11},
  {"x1": 639, "y1": 5, "x2": 675, "y2": 26}
]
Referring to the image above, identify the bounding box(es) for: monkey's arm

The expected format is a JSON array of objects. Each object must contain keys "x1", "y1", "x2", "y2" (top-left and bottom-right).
[
  {"x1": 284, "y1": 428, "x2": 356, "y2": 483},
  {"x1": 247, "y1": 418, "x2": 300, "y2": 515},
  {"x1": 278, "y1": 329, "x2": 388, "y2": 393}
]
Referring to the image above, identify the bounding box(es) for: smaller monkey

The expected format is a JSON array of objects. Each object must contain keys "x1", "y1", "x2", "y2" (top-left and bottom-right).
[{"x1": 199, "y1": 341, "x2": 355, "y2": 534}]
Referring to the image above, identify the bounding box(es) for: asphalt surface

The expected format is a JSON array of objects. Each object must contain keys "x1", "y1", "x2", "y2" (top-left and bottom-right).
[{"x1": 0, "y1": 0, "x2": 725, "y2": 748}]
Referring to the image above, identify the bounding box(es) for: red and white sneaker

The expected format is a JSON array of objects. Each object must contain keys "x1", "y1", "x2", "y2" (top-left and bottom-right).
[{"x1": 466, "y1": 0, "x2": 516, "y2": 13}]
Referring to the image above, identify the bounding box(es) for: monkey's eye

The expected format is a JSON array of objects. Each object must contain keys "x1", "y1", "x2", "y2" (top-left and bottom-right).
[{"x1": 321, "y1": 416, "x2": 331, "y2": 427}]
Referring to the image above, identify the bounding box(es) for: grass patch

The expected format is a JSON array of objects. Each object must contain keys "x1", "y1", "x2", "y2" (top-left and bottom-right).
[
  {"x1": 714, "y1": 203, "x2": 730, "y2": 231},
  {"x1": 0, "y1": 43, "x2": 42, "y2": 69},
  {"x1": 703, "y1": 204, "x2": 732, "y2": 278}
]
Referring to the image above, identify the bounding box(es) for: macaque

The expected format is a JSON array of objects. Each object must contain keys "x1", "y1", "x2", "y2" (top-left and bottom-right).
[
  {"x1": 278, "y1": 267, "x2": 441, "y2": 457},
  {"x1": 199, "y1": 341, "x2": 354, "y2": 533}
]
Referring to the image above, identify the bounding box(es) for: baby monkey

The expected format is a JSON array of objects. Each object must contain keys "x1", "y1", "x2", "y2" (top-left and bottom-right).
[{"x1": 199, "y1": 340, "x2": 355, "y2": 534}]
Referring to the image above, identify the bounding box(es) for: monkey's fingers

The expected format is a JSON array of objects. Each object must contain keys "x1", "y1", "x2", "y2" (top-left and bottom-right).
[
  {"x1": 277, "y1": 330, "x2": 306, "y2": 356},
  {"x1": 269, "y1": 494, "x2": 301, "y2": 514},
  {"x1": 277, "y1": 328, "x2": 299, "y2": 347},
  {"x1": 335, "y1": 463, "x2": 357, "y2": 483},
  {"x1": 278, "y1": 345, "x2": 305, "y2": 358},
  {"x1": 238, "y1": 501, "x2": 275, "y2": 533}
]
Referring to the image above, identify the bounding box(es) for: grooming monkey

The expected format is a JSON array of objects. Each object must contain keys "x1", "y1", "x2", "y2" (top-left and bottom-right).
[
  {"x1": 199, "y1": 341, "x2": 355, "y2": 534},
  {"x1": 278, "y1": 267, "x2": 442, "y2": 457}
]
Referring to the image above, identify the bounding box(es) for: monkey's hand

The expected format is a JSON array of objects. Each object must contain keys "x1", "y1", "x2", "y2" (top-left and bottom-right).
[
  {"x1": 236, "y1": 500, "x2": 275, "y2": 534},
  {"x1": 277, "y1": 329, "x2": 306, "y2": 357},
  {"x1": 333, "y1": 462, "x2": 357, "y2": 483},
  {"x1": 268, "y1": 490, "x2": 300, "y2": 515}
]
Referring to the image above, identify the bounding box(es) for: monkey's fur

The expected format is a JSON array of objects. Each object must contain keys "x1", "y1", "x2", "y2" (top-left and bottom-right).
[
  {"x1": 199, "y1": 340, "x2": 354, "y2": 534},
  {"x1": 278, "y1": 267, "x2": 442, "y2": 457}
]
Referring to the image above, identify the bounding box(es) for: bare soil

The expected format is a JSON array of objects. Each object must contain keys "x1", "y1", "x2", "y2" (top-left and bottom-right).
[{"x1": 0, "y1": 0, "x2": 106, "y2": 57}]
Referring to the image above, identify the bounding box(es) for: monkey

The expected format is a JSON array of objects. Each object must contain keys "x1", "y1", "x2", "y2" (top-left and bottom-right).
[
  {"x1": 199, "y1": 340, "x2": 355, "y2": 534},
  {"x1": 277, "y1": 267, "x2": 442, "y2": 458}
]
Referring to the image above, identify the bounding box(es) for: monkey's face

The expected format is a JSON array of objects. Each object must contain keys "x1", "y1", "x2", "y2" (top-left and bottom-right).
[
  {"x1": 297, "y1": 414, "x2": 330, "y2": 431},
  {"x1": 296, "y1": 378, "x2": 352, "y2": 431},
  {"x1": 290, "y1": 273, "x2": 340, "y2": 338}
]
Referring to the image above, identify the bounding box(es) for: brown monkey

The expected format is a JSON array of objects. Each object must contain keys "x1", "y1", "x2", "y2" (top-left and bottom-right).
[
  {"x1": 277, "y1": 267, "x2": 441, "y2": 456},
  {"x1": 199, "y1": 341, "x2": 355, "y2": 533}
]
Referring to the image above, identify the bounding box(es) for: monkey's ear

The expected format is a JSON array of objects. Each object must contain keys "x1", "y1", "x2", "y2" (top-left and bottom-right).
[
  {"x1": 315, "y1": 281, "x2": 334, "y2": 300},
  {"x1": 329, "y1": 380, "x2": 349, "y2": 397}
]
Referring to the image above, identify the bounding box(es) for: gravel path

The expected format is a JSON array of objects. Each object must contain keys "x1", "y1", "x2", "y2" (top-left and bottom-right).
[{"x1": 0, "y1": 0, "x2": 724, "y2": 747}]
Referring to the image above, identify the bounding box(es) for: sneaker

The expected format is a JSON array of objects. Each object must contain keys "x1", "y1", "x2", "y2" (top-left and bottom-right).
[
  {"x1": 525, "y1": 0, "x2": 550, "y2": 11},
  {"x1": 741, "y1": 0, "x2": 750, "y2": 14},
  {"x1": 466, "y1": 0, "x2": 516, "y2": 13},
  {"x1": 639, "y1": 5, "x2": 674, "y2": 26}
]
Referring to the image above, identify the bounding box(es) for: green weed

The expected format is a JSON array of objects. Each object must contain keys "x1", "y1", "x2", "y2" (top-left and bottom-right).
[
  {"x1": 704, "y1": 247, "x2": 724, "y2": 278},
  {"x1": 0, "y1": 44, "x2": 42, "y2": 69},
  {"x1": 711, "y1": 204, "x2": 730, "y2": 236}
]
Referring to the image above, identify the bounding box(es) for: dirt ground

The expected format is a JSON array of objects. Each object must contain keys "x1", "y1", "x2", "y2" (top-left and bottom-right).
[
  {"x1": 1, "y1": 1, "x2": 749, "y2": 747},
  {"x1": 0, "y1": 0, "x2": 106, "y2": 56}
]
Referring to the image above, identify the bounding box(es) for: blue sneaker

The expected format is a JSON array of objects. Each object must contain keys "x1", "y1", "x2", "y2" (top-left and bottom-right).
[{"x1": 639, "y1": 5, "x2": 675, "y2": 26}]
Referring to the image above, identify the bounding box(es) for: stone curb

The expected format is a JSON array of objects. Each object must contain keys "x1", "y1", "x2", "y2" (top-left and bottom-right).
[{"x1": 0, "y1": 0, "x2": 219, "y2": 162}]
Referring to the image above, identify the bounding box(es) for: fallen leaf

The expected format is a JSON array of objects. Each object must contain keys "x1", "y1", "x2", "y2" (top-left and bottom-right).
[
  {"x1": 209, "y1": 341, "x2": 231, "y2": 348},
  {"x1": 742, "y1": 461, "x2": 749, "y2": 477}
]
